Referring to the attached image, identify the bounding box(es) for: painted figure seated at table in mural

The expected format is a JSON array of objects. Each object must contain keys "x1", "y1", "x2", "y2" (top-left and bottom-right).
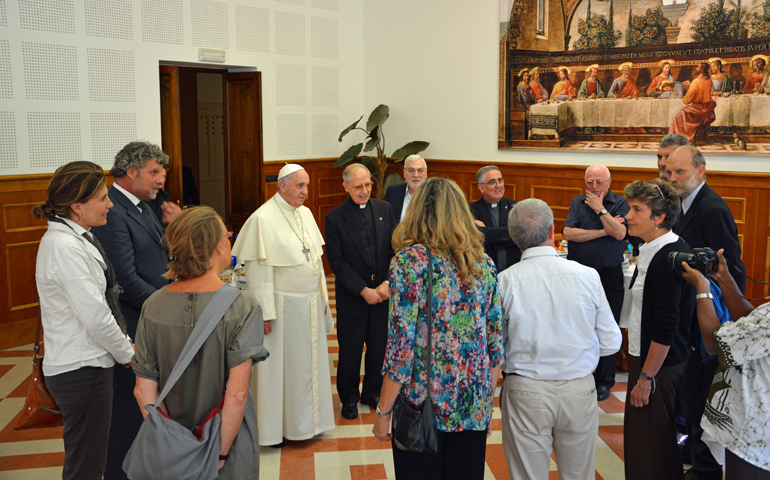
[
  {"x1": 529, "y1": 67, "x2": 548, "y2": 104},
  {"x1": 518, "y1": 68, "x2": 536, "y2": 111},
  {"x1": 709, "y1": 57, "x2": 733, "y2": 96},
  {"x1": 646, "y1": 59, "x2": 676, "y2": 95},
  {"x1": 550, "y1": 67, "x2": 576, "y2": 99},
  {"x1": 577, "y1": 64, "x2": 605, "y2": 99},
  {"x1": 743, "y1": 54, "x2": 770, "y2": 94},
  {"x1": 607, "y1": 62, "x2": 640, "y2": 99},
  {"x1": 658, "y1": 80, "x2": 685, "y2": 99},
  {"x1": 669, "y1": 62, "x2": 716, "y2": 146}
]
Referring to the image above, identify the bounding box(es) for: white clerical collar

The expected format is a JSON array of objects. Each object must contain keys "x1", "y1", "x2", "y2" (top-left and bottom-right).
[
  {"x1": 482, "y1": 197, "x2": 498, "y2": 208},
  {"x1": 681, "y1": 181, "x2": 706, "y2": 214},
  {"x1": 359, "y1": 203, "x2": 366, "y2": 209},
  {"x1": 275, "y1": 192, "x2": 295, "y2": 210},
  {"x1": 113, "y1": 182, "x2": 142, "y2": 210}
]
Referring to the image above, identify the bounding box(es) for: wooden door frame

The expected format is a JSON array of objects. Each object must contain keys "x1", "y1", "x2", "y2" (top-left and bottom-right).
[
  {"x1": 160, "y1": 63, "x2": 262, "y2": 213},
  {"x1": 222, "y1": 71, "x2": 264, "y2": 233}
]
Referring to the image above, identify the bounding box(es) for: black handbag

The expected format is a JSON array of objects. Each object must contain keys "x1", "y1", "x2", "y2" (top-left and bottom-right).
[{"x1": 393, "y1": 246, "x2": 439, "y2": 454}]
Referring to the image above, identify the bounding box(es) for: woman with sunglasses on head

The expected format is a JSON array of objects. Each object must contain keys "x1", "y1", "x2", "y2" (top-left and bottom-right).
[
  {"x1": 623, "y1": 179, "x2": 696, "y2": 480},
  {"x1": 34, "y1": 161, "x2": 135, "y2": 480},
  {"x1": 372, "y1": 177, "x2": 504, "y2": 480}
]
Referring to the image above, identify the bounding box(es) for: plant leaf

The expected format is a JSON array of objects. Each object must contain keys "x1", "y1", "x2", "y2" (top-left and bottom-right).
[
  {"x1": 364, "y1": 126, "x2": 380, "y2": 152},
  {"x1": 366, "y1": 105, "x2": 390, "y2": 131},
  {"x1": 385, "y1": 173, "x2": 405, "y2": 188},
  {"x1": 391, "y1": 141, "x2": 430, "y2": 162},
  {"x1": 338, "y1": 116, "x2": 363, "y2": 142},
  {"x1": 333, "y1": 143, "x2": 363, "y2": 168},
  {"x1": 362, "y1": 157, "x2": 377, "y2": 173}
]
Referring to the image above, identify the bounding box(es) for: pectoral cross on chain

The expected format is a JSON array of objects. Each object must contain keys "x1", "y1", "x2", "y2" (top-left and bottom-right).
[{"x1": 302, "y1": 244, "x2": 310, "y2": 261}]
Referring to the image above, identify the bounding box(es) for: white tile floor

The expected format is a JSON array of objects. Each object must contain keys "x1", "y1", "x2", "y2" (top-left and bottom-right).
[{"x1": 0, "y1": 278, "x2": 634, "y2": 479}]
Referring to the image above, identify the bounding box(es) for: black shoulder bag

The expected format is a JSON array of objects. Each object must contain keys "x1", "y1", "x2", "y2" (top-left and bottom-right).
[{"x1": 393, "y1": 246, "x2": 439, "y2": 454}]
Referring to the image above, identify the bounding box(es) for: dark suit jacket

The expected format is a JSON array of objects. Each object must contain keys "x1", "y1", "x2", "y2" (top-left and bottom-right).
[
  {"x1": 384, "y1": 183, "x2": 408, "y2": 223},
  {"x1": 468, "y1": 197, "x2": 521, "y2": 273},
  {"x1": 91, "y1": 186, "x2": 170, "y2": 339},
  {"x1": 637, "y1": 238, "x2": 695, "y2": 367},
  {"x1": 674, "y1": 183, "x2": 745, "y2": 292},
  {"x1": 145, "y1": 188, "x2": 171, "y2": 227},
  {"x1": 325, "y1": 198, "x2": 396, "y2": 317}
]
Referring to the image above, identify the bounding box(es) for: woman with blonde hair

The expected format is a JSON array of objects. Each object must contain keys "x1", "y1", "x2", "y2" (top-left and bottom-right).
[
  {"x1": 132, "y1": 206, "x2": 268, "y2": 478},
  {"x1": 34, "y1": 161, "x2": 134, "y2": 480},
  {"x1": 372, "y1": 177, "x2": 505, "y2": 480}
]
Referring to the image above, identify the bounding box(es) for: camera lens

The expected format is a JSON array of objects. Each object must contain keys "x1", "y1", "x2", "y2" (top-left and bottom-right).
[{"x1": 668, "y1": 251, "x2": 693, "y2": 273}]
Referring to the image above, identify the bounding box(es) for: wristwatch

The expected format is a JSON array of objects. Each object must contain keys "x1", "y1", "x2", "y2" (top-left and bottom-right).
[
  {"x1": 376, "y1": 404, "x2": 392, "y2": 416},
  {"x1": 599, "y1": 208, "x2": 608, "y2": 216},
  {"x1": 696, "y1": 293, "x2": 714, "y2": 301},
  {"x1": 639, "y1": 371, "x2": 656, "y2": 382}
]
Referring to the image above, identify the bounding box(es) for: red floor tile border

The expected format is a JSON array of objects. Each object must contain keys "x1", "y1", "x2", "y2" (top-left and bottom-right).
[
  {"x1": 0, "y1": 452, "x2": 65, "y2": 470},
  {"x1": 349, "y1": 463, "x2": 388, "y2": 480}
]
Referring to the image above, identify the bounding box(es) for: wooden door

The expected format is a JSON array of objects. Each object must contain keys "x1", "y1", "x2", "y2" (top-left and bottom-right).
[
  {"x1": 159, "y1": 65, "x2": 183, "y2": 202},
  {"x1": 223, "y1": 72, "x2": 263, "y2": 233}
]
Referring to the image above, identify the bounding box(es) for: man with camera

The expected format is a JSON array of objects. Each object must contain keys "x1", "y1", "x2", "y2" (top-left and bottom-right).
[
  {"x1": 666, "y1": 145, "x2": 745, "y2": 480},
  {"x1": 680, "y1": 249, "x2": 770, "y2": 478}
]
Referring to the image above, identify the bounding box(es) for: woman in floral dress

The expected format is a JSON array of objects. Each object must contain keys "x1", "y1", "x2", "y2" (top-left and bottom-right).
[{"x1": 372, "y1": 177, "x2": 504, "y2": 480}]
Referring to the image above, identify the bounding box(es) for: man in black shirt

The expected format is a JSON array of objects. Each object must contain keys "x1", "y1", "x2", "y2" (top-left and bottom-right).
[
  {"x1": 469, "y1": 166, "x2": 521, "y2": 273},
  {"x1": 325, "y1": 164, "x2": 396, "y2": 420},
  {"x1": 563, "y1": 165, "x2": 629, "y2": 401}
]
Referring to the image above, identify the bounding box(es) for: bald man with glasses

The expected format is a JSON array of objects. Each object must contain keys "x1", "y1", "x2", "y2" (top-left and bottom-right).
[
  {"x1": 469, "y1": 166, "x2": 521, "y2": 273},
  {"x1": 563, "y1": 165, "x2": 629, "y2": 401}
]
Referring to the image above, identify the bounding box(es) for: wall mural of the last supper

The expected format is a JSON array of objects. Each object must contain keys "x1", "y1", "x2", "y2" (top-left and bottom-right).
[{"x1": 498, "y1": 0, "x2": 770, "y2": 154}]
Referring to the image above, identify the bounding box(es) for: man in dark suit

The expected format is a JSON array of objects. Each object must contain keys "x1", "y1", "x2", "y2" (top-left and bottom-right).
[
  {"x1": 667, "y1": 146, "x2": 745, "y2": 480},
  {"x1": 469, "y1": 166, "x2": 521, "y2": 273},
  {"x1": 384, "y1": 154, "x2": 427, "y2": 222},
  {"x1": 91, "y1": 141, "x2": 181, "y2": 479},
  {"x1": 325, "y1": 164, "x2": 396, "y2": 420}
]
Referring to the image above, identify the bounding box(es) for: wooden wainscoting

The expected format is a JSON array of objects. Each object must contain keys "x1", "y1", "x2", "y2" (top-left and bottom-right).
[
  {"x1": 263, "y1": 159, "x2": 770, "y2": 305},
  {"x1": 3, "y1": 160, "x2": 769, "y2": 349}
]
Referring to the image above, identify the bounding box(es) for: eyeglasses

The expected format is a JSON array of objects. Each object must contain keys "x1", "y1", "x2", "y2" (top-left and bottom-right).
[
  {"x1": 405, "y1": 168, "x2": 425, "y2": 175},
  {"x1": 648, "y1": 183, "x2": 666, "y2": 198},
  {"x1": 226, "y1": 231, "x2": 233, "y2": 240},
  {"x1": 348, "y1": 182, "x2": 372, "y2": 192},
  {"x1": 585, "y1": 179, "x2": 609, "y2": 186},
  {"x1": 483, "y1": 178, "x2": 504, "y2": 186}
]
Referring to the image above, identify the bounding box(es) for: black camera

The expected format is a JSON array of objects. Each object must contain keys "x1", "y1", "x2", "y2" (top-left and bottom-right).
[{"x1": 668, "y1": 247, "x2": 717, "y2": 276}]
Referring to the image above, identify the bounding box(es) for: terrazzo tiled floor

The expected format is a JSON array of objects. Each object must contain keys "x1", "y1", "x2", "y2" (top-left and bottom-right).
[{"x1": 0, "y1": 277, "x2": 632, "y2": 479}]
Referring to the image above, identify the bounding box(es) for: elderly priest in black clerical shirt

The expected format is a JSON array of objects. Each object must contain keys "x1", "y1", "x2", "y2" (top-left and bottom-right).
[{"x1": 468, "y1": 165, "x2": 521, "y2": 273}]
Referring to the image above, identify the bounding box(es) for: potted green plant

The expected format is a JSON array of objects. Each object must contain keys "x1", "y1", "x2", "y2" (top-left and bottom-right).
[{"x1": 334, "y1": 104, "x2": 429, "y2": 199}]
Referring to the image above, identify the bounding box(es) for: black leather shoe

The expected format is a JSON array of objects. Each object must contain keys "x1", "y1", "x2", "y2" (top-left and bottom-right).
[
  {"x1": 361, "y1": 396, "x2": 380, "y2": 410},
  {"x1": 341, "y1": 403, "x2": 359, "y2": 420},
  {"x1": 597, "y1": 385, "x2": 611, "y2": 401}
]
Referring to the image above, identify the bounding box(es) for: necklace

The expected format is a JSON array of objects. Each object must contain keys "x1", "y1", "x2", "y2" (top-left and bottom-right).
[{"x1": 274, "y1": 197, "x2": 311, "y2": 261}]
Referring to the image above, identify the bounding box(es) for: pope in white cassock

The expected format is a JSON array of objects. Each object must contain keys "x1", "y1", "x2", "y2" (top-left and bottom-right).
[{"x1": 231, "y1": 164, "x2": 335, "y2": 446}]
